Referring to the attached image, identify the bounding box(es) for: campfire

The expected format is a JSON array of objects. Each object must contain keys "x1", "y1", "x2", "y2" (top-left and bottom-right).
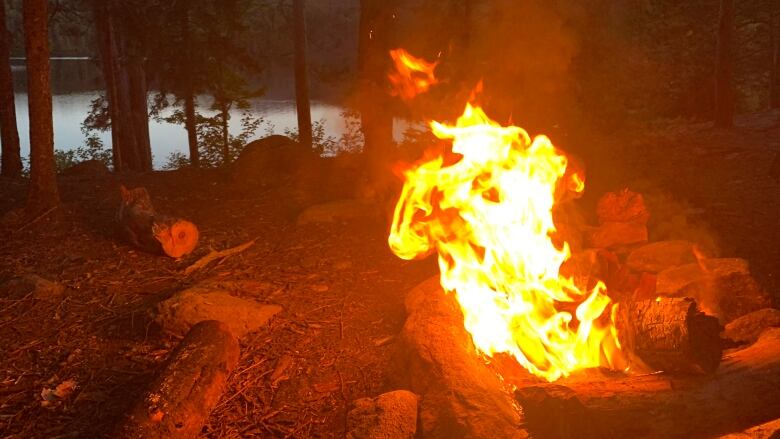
[
  {"x1": 388, "y1": 101, "x2": 623, "y2": 382},
  {"x1": 385, "y1": 49, "x2": 780, "y2": 439}
]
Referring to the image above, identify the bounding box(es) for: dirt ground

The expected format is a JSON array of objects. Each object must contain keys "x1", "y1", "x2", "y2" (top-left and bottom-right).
[{"x1": 0, "y1": 109, "x2": 778, "y2": 438}]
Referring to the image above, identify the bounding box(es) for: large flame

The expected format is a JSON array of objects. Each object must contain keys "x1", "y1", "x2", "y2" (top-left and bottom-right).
[
  {"x1": 389, "y1": 103, "x2": 623, "y2": 382},
  {"x1": 388, "y1": 48, "x2": 439, "y2": 101}
]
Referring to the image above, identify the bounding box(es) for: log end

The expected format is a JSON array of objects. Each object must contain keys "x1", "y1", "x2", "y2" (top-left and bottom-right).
[{"x1": 155, "y1": 220, "x2": 199, "y2": 258}]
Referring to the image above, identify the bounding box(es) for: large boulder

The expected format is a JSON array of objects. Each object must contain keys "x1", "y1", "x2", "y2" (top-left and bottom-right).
[
  {"x1": 232, "y1": 135, "x2": 312, "y2": 187},
  {"x1": 656, "y1": 258, "x2": 772, "y2": 323},
  {"x1": 346, "y1": 390, "x2": 419, "y2": 439},
  {"x1": 154, "y1": 286, "x2": 282, "y2": 337}
]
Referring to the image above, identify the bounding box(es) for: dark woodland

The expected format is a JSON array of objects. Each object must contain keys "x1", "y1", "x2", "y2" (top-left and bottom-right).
[{"x1": 0, "y1": 0, "x2": 780, "y2": 438}]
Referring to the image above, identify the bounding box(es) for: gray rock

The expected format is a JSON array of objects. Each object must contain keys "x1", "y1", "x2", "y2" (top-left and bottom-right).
[
  {"x1": 397, "y1": 277, "x2": 528, "y2": 439},
  {"x1": 585, "y1": 221, "x2": 648, "y2": 249},
  {"x1": 154, "y1": 287, "x2": 282, "y2": 337},
  {"x1": 347, "y1": 390, "x2": 418, "y2": 439},
  {"x1": 626, "y1": 240, "x2": 698, "y2": 273},
  {"x1": 656, "y1": 258, "x2": 772, "y2": 323},
  {"x1": 723, "y1": 308, "x2": 780, "y2": 345}
]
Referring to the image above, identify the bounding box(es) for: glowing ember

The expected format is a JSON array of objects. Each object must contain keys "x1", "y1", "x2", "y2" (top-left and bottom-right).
[
  {"x1": 388, "y1": 48, "x2": 438, "y2": 101},
  {"x1": 388, "y1": 98, "x2": 624, "y2": 381}
]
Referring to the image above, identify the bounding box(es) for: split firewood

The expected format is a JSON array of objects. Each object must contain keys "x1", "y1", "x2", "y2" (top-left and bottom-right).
[
  {"x1": 116, "y1": 320, "x2": 240, "y2": 439},
  {"x1": 183, "y1": 239, "x2": 256, "y2": 276},
  {"x1": 117, "y1": 185, "x2": 199, "y2": 258},
  {"x1": 617, "y1": 297, "x2": 722, "y2": 374},
  {"x1": 514, "y1": 328, "x2": 780, "y2": 439}
]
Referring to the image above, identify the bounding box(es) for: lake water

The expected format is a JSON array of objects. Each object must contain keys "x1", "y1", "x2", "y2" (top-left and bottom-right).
[
  {"x1": 9, "y1": 58, "x2": 416, "y2": 169},
  {"x1": 13, "y1": 92, "x2": 352, "y2": 168}
]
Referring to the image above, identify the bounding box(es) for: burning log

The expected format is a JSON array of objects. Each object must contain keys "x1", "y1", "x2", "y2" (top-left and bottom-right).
[
  {"x1": 117, "y1": 185, "x2": 199, "y2": 258},
  {"x1": 116, "y1": 320, "x2": 239, "y2": 439},
  {"x1": 617, "y1": 297, "x2": 722, "y2": 374},
  {"x1": 514, "y1": 328, "x2": 780, "y2": 439}
]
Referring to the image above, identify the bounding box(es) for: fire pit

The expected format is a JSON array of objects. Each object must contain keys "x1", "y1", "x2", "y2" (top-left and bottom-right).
[{"x1": 385, "y1": 50, "x2": 780, "y2": 438}]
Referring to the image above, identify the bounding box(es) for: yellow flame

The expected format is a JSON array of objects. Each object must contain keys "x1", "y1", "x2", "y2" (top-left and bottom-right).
[
  {"x1": 389, "y1": 103, "x2": 623, "y2": 382},
  {"x1": 388, "y1": 48, "x2": 438, "y2": 100}
]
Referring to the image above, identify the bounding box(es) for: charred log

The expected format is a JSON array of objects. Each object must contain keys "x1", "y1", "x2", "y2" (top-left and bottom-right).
[
  {"x1": 116, "y1": 320, "x2": 239, "y2": 439},
  {"x1": 617, "y1": 297, "x2": 722, "y2": 374},
  {"x1": 117, "y1": 185, "x2": 198, "y2": 258}
]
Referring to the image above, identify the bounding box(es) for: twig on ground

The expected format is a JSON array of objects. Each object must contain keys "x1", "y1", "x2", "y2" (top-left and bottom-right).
[
  {"x1": 14, "y1": 207, "x2": 57, "y2": 234},
  {"x1": 184, "y1": 239, "x2": 257, "y2": 276}
]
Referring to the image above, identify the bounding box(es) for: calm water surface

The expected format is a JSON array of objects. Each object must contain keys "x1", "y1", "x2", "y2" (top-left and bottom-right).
[{"x1": 14, "y1": 92, "x2": 349, "y2": 168}]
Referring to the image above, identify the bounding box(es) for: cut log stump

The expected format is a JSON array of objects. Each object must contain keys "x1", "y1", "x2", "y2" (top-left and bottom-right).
[
  {"x1": 117, "y1": 185, "x2": 199, "y2": 258},
  {"x1": 515, "y1": 328, "x2": 780, "y2": 439},
  {"x1": 116, "y1": 320, "x2": 239, "y2": 439},
  {"x1": 617, "y1": 297, "x2": 722, "y2": 374}
]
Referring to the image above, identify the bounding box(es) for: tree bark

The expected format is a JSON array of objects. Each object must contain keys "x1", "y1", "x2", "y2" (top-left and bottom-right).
[
  {"x1": 181, "y1": 7, "x2": 199, "y2": 167},
  {"x1": 358, "y1": 0, "x2": 395, "y2": 160},
  {"x1": 0, "y1": 0, "x2": 21, "y2": 178},
  {"x1": 128, "y1": 57, "x2": 151, "y2": 171},
  {"x1": 714, "y1": 0, "x2": 735, "y2": 127},
  {"x1": 771, "y1": 6, "x2": 780, "y2": 109},
  {"x1": 293, "y1": 0, "x2": 313, "y2": 151},
  {"x1": 23, "y1": 0, "x2": 59, "y2": 213},
  {"x1": 617, "y1": 297, "x2": 722, "y2": 374},
  {"x1": 183, "y1": 93, "x2": 199, "y2": 166},
  {"x1": 220, "y1": 102, "x2": 230, "y2": 164},
  {"x1": 93, "y1": 0, "x2": 148, "y2": 172}
]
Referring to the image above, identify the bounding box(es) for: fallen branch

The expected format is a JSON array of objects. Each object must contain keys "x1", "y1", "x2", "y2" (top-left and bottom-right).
[{"x1": 184, "y1": 239, "x2": 256, "y2": 276}]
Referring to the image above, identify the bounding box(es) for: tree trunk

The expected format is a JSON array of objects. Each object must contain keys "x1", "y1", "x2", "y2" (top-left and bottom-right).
[
  {"x1": 184, "y1": 93, "x2": 199, "y2": 167},
  {"x1": 771, "y1": 7, "x2": 780, "y2": 109},
  {"x1": 714, "y1": 0, "x2": 735, "y2": 127},
  {"x1": 358, "y1": 0, "x2": 395, "y2": 160},
  {"x1": 181, "y1": 7, "x2": 199, "y2": 167},
  {"x1": 293, "y1": 0, "x2": 313, "y2": 152},
  {"x1": 23, "y1": 0, "x2": 59, "y2": 214},
  {"x1": 128, "y1": 57, "x2": 151, "y2": 171},
  {"x1": 94, "y1": 0, "x2": 146, "y2": 172},
  {"x1": 93, "y1": 1, "x2": 123, "y2": 170},
  {"x1": 0, "y1": 0, "x2": 21, "y2": 178},
  {"x1": 220, "y1": 102, "x2": 230, "y2": 164},
  {"x1": 293, "y1": 0, "x2": 313, "y2": 151}
]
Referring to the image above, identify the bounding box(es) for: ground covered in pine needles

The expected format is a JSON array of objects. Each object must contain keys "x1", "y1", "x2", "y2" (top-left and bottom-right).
[{"x1": 0, "y1": 109, "x2": 778, "y2": 438}]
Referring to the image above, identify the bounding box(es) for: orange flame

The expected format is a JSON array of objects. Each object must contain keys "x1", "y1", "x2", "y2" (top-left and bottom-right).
[
  {"x1": 388, "y1": 48, "x2": 438, "y2": 100},
  {"x1": 389, "y1": 103, "x2": 623, "y2": 382}
]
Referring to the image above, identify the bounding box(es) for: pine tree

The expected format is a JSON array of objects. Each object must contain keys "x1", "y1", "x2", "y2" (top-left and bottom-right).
[
  {"x1": 23, "y1": 0, "x2": 59, "y2": 213},
  {"x1": 0, "y1": 0, "x2": 21, "y2": 178}
]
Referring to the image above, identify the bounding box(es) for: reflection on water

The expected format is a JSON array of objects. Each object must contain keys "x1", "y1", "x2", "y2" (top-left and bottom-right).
[
  {"x1": 14, "y1": 92, "x2": 350, "y2": 168},
  {"x1": 10, "y1": 59, "x2": 416, "y2": 169}
]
